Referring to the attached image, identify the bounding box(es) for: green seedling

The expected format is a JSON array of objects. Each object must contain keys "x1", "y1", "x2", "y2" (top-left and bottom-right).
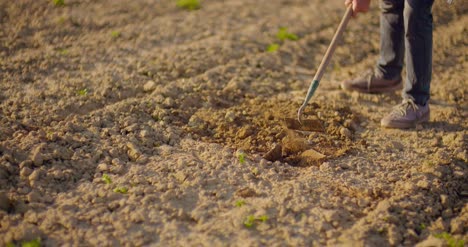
[
  {"x1": 257, "y1": 215, "x2": 268, "y2": 222},
  {"x1": 276, "y1": 27, "x2": 298, "y2": 41},
  {"x1": 53, "y1": 0, "x2": 65, "y2": 6},
  {"x1": 434, "y1": 232, "x2": 464, "y2": 247},
  {"x1": 266, "y1": 43, "x2": 280, "y2": 52},
  {"x1": 238, "y1": 153, "x2": 246, "y2": 164},
  {"x1": 102, "y1": 174, "x2": 112, "y2": 184},
  {"x1": 243, "y1": 215, "x2": 256, "y2": 228},
  {"x1": 58, "y1": 49, "x2": 69, "y2": 56},
  {"x1": 251, "y1": 167, "x2": 259, "y2": 176},
  {"x1": 114, "y1": 187, "x2": 128, "y2": 194},
  {"x1": 176, "y1": 0, "x2": 200, "y2": 10},
  {"x1": 235, "y1": 200, "x2": 246, "y2": 207},
  {"x1": 56, "y1": 16, "x2": 66, "y2": 24},
  {"x1": 77, "y1": 88, "x2": 88, "y2": 96},
  {"x1": 111, "y1": 31, "x2": 121, "y2": 39},
  {"x1": 21, "y1": 238, "x2": 41, "y2": 247},
  {"x1": 243, "y1": 215, "x2": 269, "y2": 228},
  {"x1": 419, "y1": 223, "x2": 426, "y2": 230}
]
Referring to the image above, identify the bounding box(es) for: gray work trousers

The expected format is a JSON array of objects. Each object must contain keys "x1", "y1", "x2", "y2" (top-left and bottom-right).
[{"x1": 376, "y1": 0, "x2": 435, "y2": 105}]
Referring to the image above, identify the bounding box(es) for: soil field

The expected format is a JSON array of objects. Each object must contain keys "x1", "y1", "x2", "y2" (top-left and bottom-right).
[{"x1": 0, "y1": 0, "x2": 467, "y2": 246}]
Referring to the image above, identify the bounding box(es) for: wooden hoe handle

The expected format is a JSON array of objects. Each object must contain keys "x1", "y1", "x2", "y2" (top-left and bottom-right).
[{"x1": 297, "y1": 6, "x2": 353, "y2": 123}]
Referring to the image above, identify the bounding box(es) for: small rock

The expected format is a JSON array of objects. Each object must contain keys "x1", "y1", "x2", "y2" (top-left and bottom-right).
[
  {"x1": 339, "y1": 127, "x2": 352, "y2": 138},
  {"x1": 20, "y1": 167, "x2": 33, "y2": 178},
  {"x1": 440, "y1": 194, "x2": 449, "y2": 207},
  {"x1": 27, "y1": 191, "x2": 41, "y2": 203},
  {"x1": 19, "y1": 160, "x2": 33, "y2": 169},
  {"x1": 111, "y1": 158, "x2": 124, "y2": 166},
  {"x1": 322, "y1": 210, "x2": 339, "y2": 222},
  {"x1": 96, "y1": 163, "x2": 108, "y2": 172},
  {"x1": 319, "y1": 162, "x2": 332, "y2": 172},
  {"x1": 143, "y1": 80, "x2": 156, "y2": 92},
  {"x1": 127, "y1": 142, "x2": 141, "y2": 160},
  {"x1": 390, "y1": 141, "x2": 404, "y2": 151},
  {"x1": 259, "y1": 158, "x2": 269, "y2": 167},
  {"x1": 416, "y1": 180, "x2": 430, "y2": 189},
  {"x1": 236, "y1": 126, "x2": 253, "y2": 139},
  {"x1": 450, "y1": 219, "x2": 464, "y2": 234},
  {"x1": 235, "y1": 187, "x2": 257, "y2": 198},
  {"x1": 300, "y1": 149, "x2": 326, "y2": 164},
  {"x1": 225, "y1": 111, "x2": 236, "y2": 122},
  {"x1": 30, "y1": 143, "x2": 46, "y2": 167},
  {"x1": 415, "y1": 235, "x2": 444, "y2": 247},
  {"x1": 163, "y1": 98, "x2": 175, "y2": 108},
  {"x1": 28, "y1": 170, "x2": 42, "y2": 182},
  {"x1": 263, "y1": 144, "x2": 282, "y2": 162}
]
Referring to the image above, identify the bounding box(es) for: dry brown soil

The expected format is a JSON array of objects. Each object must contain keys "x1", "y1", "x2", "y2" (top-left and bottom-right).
[{"x1": 0, "y1": 0, "x2": 467, "y2": 246}]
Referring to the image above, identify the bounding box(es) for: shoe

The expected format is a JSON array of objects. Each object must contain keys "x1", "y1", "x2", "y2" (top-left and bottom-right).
[
  {"x1": 341, "y1": 70, "x2": 402, "y2": 93},
  {"x1": 381, "y1": 99, "x2": 430, "y2": 129}
]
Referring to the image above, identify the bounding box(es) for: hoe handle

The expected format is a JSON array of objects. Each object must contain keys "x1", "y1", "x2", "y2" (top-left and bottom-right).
[
  {"x1": 313, "y1": 6, "x2": 352, "y2": 83},
  {"x1": 297, "y1": 6, "x2": 352, "y2": 123}
]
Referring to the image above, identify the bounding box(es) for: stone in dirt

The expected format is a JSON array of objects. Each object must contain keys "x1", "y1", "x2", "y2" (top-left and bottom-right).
[
  {"x1": 299, "y1": 149, "x2": 326, "y2": 165},
  {"x1": 143, "y1": 80, "x2": 156, "y2": 92},
  {"x1": 235, "y1": 187, "x2": 257, "y2": 198},
  {"x1": 264, "y1": 144, "x2": 282, "y2": 162},
  {"x1": 236, "y1": 125, "x2": 254, "y2": 139},
  {"x1": 30, "y1": 143, "x2": 47, "y2": 167}
]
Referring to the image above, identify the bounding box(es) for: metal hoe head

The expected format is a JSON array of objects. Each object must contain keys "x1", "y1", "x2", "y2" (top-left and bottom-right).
[{"x1": 297, "y1": 79, "x2": 320, "y2": 124}]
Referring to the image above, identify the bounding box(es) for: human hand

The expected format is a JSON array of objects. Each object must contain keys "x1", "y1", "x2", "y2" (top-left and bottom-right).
[{"x1": 345, "y1": 0, "x2": 371, "y2": 16}]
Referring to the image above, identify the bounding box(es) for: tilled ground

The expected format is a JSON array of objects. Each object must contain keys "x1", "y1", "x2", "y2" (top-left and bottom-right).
[{"x1": 0, "y1": 0, "x2": 467, "y2": 246}]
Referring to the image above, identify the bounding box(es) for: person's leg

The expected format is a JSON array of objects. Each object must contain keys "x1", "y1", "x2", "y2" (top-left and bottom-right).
[
  {"x1": 380, "y1": 0, "x2": 434, "y2": 128},
  {"x1": 402, "y1": 0, "x2": 434, "y2": 105},
  {"x1": 376, "y1": 0, "x2": 405, "y2": 79},
  {"x1": 341, "y1": 0, "x2": 404, "y2": 93}
]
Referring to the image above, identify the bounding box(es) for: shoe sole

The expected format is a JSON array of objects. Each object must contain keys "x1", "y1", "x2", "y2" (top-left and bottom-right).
[
  {"x1": 381, "y1": 111, "x2": 430, "y2": 129},
  {"x1": 341, "y1": 81, "x2": 403, "y2": 94}
]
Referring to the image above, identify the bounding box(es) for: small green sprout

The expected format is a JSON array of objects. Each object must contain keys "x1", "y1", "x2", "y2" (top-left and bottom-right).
[
  {"x1": 238, "y1": 153, "x2": 246, "y2": 164},
  {"x1": 423, "y1": 160, "x2": 436, "y2": 167},
  {"x1": 176, "y1": 0, "x2": 200, "y2": 10},
  {"x1": 276, "y1": 27, "x2": 298, "y2": 41},
  {"x1": 53, "y1": 0, "x2": 65, "y2": 6},
  {"x1": 235, "y1": 200, "x2": 246, "y2": 207},
  {"x1": 111, "y1": 31, "x2": 121, "y2": 39},
  {"x1": 251, "y1": 167, "x2": 259, "y2": 176},
  {"x1": 419, "y1": 223, "x2": 426, "y2": 230},
  {"x1": 257, "y1": 215, "x2": 268, "y2": 222},
  {"x1": 21, "y1": 238, "x2": 41, "y2": 247},
  {"x1": 56, "y1": 16, "x2": 66, "y2": 24},
  {"x1": 266, "y1": 43, "x2": 280, "y2": 52},
  {"x1": 243, "y1": 215, "x2": 256, "y2": 228},
  {"x1": 58, "y1": 49, "x2": 69, "y2": 56},
  {"x1": 433, "y1": 232, "x2": 464, "y2": 247},
  {"x1": 114, "y1": 187, "x2": 128, "y2": 194},
  {"x1": 77, "y1": 88, "x2": 88, "y2": 96},
  {"x1": 102, "y1": 174, "x2": 112, "y2": 184},
  {"x1": 243, "y1": 215, "x2": 269, "y2": 228}
]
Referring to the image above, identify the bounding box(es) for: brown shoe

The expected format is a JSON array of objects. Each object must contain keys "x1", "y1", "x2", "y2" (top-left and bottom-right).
[
  {"x1": 341, "y1": 70, "x2": 402, "y2": 93},
  {"x1": 381, "y1": 99, "x2": 430, "y2": 129}
]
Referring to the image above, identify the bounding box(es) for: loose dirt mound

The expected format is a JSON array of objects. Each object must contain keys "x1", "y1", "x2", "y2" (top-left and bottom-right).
[
  {"x1": 184, "y1": 98, "x2": 359, "y2": 166},
  {"x1": 0, "y1": 0, "x2": 467, "y2": 246}
]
